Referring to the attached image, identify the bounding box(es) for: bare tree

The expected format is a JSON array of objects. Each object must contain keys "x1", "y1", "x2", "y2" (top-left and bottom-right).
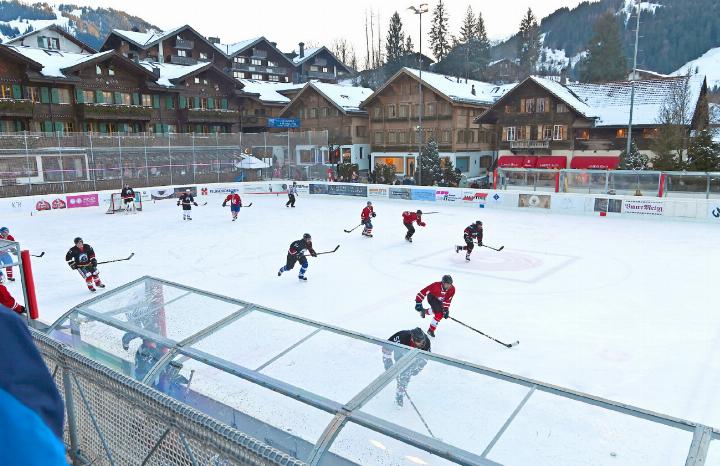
[
  {"x1": 365, "y1": 10, "x2": 371, "y2": 70},
  {"x1": 651, "y1": 70, "x2": 695, "y2": 169},
  {"x1": 331, "y1": 38, "x2": 350, "y2": 64}
]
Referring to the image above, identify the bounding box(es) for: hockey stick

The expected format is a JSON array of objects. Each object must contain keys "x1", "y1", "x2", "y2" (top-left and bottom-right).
[
  {"x1": 32, "y1": 252, "x2": 45, "y2": 258},
  {"x1": 450, "y1": 317, "x2": 519, "y2": 348},
  {"x1": 344, "y1": 223, "x2": 363, "y2": 233},
  {"x1": 244, "y1": 202, "x2": 253, "y2": 207},
  {"x1": 404, "y1": 391, "x2": 436, "y2": 438},
  {"x1": 305, "y1": 245, "x2": 340, "y2": 256},
  {"x1": 482, "y1": 244, "x2": 504, "y2": 252},
  {"x1": 96, "y1": 253, "x2": 135, "y2": 265},
  {"x1": 421, "y1": 211, "x2": 439, "y2": 215}
]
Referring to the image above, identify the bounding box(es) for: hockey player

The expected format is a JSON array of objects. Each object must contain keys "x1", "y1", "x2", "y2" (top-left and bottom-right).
[
  {"x1": 65, "y1": 237, "x2": 105, "y2": 292},
  {"x1": 120, "y1": 184, "x2": 136, "y2": 213},
  {"x1": 222, "y1": 191, "x2": 243, "y2": 221},
  {"x1": 0, "y1": 283, "x2": 25, "y2": 314},
  {"x1": 177, "y1": 189, "x2": 198, "y2": 220},
  {"x1": 402, "y1": 210, "x2": 426, "y2": 242},
  {"x1": 382, "y1": 327, "x2": 431, "y2": 406},
  {"x1": 455, "y1": 220, "x2": 483, "y2": 261},
  {"x1": 0, "y1": 227, "x2": 17, "y2": 282},
  {"x1": 360, "y1": 201, "x2": 376, "y2": 237},
  {"x1": 277, "y1": 233, "x2": 317, "y2": 281},
  {"x1": 286, "y1": 181, "x2": 298, "y2": 208},
  {"x1": 415, "y1": 275, "x2": 455, "y2": 337}
]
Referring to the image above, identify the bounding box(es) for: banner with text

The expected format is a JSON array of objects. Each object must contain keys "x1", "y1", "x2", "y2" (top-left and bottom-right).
[
  {"x1": 623, "y1": 199, "x2": 664, "y2": 216},
  {"x1": 411, "y1": 189, "x2": 437, "y2": 202},
  {"x1": 518, "y1": 194, "x2": 551, "y2": 209},
  {"x1": 66, "y1": 193, "x2": 99, "y2": 209},
  {"x1": 327, "y1": 184, "x2": 368, "y2": 197}
]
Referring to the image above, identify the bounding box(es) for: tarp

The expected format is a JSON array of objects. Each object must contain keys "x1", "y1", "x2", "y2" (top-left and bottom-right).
[
  {"x1": 236, "y1": 156, "x2": 270, "y2": 169},
  {"x1": 522, "y1": 156, "x2": 538, "y2": 168},
  {"x1": 537, "y1": 156, "x2": 568, "y2": 169},
  {"x1": 497, "y1": 155, "x2": 525, "y2": 168},
  {"x1": 570, "y1": 155, "x2": 620, "y2": 170}
]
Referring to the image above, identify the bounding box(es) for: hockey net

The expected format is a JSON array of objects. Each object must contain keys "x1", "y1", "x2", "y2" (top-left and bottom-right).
[{"x1": 106, "y1": 192, "x2": 143, "y2": 214}]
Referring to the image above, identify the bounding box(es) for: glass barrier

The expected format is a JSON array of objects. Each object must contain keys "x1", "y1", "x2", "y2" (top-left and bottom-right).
[{"x1": 706, "y1": 438, "x2": 720, "y2": 464}]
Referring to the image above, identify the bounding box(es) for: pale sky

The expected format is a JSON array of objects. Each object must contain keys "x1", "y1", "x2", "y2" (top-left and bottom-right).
[{"x1": 80, "y1": 0, "x2": 587, "y2": 57}]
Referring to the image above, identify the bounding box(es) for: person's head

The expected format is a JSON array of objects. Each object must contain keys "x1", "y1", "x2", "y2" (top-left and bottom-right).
[
  {"x1": 367, "y1": 201, "x2": 372, "y2": 206},
  {"x1": 74, "y1": 237, "x2": 83, "y2": 248},
  {"x1": 475, "y1": 220, "x2": 483, "y2": 228},
  {"x1": 293, "y1": 181, "x2": 297, "y2": 186},
  {"x1": 0, "y1": 227, "x2": 9, "y2": 237},
  {"x1": 303, "y1": 233, "x2": 312, "y2": 242},
  {"x1": 416, "y1": 209, "x2": 422, "y2": 216},
  {"x1": 410, "y1": 327, "x2": 428, "y2": 348},
  {"x1": 124, "y1": 184, "x2": 129, "y2": 188},
  {"x1": 441, "y1": 274, "x2": 453, "y2": 291},
  {"x1": 185, "y1": 189, "x2": 191, "y2": 193}
]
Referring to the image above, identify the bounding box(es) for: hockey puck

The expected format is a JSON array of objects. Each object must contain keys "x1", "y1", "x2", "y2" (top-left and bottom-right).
[{"x1": 610, "y1": 452, "x2": 617, "y2": 457}]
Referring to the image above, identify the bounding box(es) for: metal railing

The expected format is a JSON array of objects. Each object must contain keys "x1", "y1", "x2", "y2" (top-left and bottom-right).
[{"x1": 32, "y1": 328, "x2": 307, "y2": 466}]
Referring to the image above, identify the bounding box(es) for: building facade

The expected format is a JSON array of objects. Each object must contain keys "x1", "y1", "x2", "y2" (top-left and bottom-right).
[
  {"x1": 5, "y1": 24, "x2": 96, "y2": 55},
  {"x1": 288, "y1": 44, "x2": 352, "y2": 84},
  {"x1": 220, "y1": 37, "x2": 294, "y2": 84},
  {"x1": 363, "y1": 68, "x2": 513, "y2": 178}
]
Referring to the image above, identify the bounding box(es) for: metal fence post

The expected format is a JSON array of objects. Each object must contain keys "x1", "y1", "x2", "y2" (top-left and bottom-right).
[
  {"x1": 191, "y1": 133, "x2": 196, "y2": 183},
  {"x1": 118, "y1": 132, "x2": 124, "y2": 188},
  {"x1": 62, "y1": 369, "x2": 81, "y2": 465},
  {"x1": 57, "y1": 131, "x2": 65, "y2": 193},
  {"x1": 88, "y1": 132, "x2": 96, "y2": 191},
  {"x1": 168, "y1": 132, "x2": 173, "y2": 186},
  {"x1": 143, "y1": 131, "x2": 149, "y2": 185},
  {"x1": 216, "y1": 131, "x2": 221, "y2": 183},
  {"x1": 23, "y1": 131, "x2": 32, "y2": 195}
]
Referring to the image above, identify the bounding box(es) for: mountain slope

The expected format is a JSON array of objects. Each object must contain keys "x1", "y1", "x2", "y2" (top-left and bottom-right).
[
  {"x1": 673, "y1": 47, "x2": 720, "y2": 91},
  {"x1": 0, "y1": 1, "x2": 159, "y2": 50}
]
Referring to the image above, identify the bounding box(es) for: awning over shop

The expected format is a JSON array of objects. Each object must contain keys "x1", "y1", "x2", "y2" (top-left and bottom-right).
[
  {"x1": 522, "y1": 155, "x2": 538, "y2": 168},
  {"x1": 570, "y1": 155, "x2": 620, "y2": 170},
  {"x1": 536, "y1": 156, "x2": 568, "y2": 169},
  {"x1": 497, "y1": 155, "x2": 525, "y2": 168}
]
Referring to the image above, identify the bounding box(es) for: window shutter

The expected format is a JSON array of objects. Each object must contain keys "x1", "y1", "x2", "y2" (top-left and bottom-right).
[
  {"x1": 221, "y1": 98, "x2": 228, "y2": 110},
  {"x1": 82, "y1": 122, "x2": 89, "y2": 132},
  {"x1": 12, "y1": 84, "x2": 21, "y2": 99},
  {"x1": 207, "y1": 97, "x2": 215, "y2": 109},
  {"x1": 132, "y1": 93, "x2": 140, "y2": 106},
  {"x1": 51, "y1": 88, "x2": 60, "y2": 104},
  {"x1": 95, "y1": 91, "x2": 104, "y2": 104},
  {"x1": 54, "y1": 121, "x2": 64, "y2": 133},
  {"x1": 43, "y1": 121, "x2": 52, "y2": 132},
  {"x1": 118, "y1": 123, "x2": 127, "y2": 133},
  {"x1": 40, "y1": 87, "x2": 50, "y2": 103},
  {"x1": 75, "y1": 88, "x2": 84, "y2": 104},
  {"x1": 37, "y1": 37, "x2": 44, "y2": 47},
  {"x1": 14, "y1": 120, "x2": 22, "y2": 132},
  {"x1": 195, "y1": 124, "x2": 202, "y2": 133},
  {"x1": 152, "y1": 95, "x2": 160, "y2": 109},
  {"x1": 179, "y1": 96, "x2": 187, "y2": 109},
  {"x1": 99, "y1": 123, "x2": 108, "y2": 134},
  {"x1": 166, "y1": 96, "x2": 173, "y2": 109},
  {"x1": 114, "y1": 92, "x2": 122, "y2": 104}
]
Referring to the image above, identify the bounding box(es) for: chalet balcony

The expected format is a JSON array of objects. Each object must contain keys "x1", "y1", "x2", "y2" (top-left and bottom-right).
[
  {"x1": 241, "y1": 115, "x2": 267, "y2": 127},
  {"x1": 182, "y1": 108, "x2": 239, "y2": 123},
  {"x1": 170, "y1": 55, "x2": 198, "y2": 66},
  {"x1": 232, "y1": 62, "x2": 287, "y2": 75},
  {"x1": 175, "y1": 39, "x2": 194, "y2": 50},
  {"x1": 510, "y1": 140, "x2": 550, "y2": 149},
  {"x1": 575, "y1": 138, "x2": 613, "y2": 151},
  {"x1": 251, "y1": 49, "x2": 268, "y2": 59},
  {"x1": 307, "y1": 70, "x2": 336, "y2": 80},
  {"x1": 312, "y1": 58, "x2": 328, "y2": 67},
  {"x1": 0, "y1": 98, "x2": 34, "y2": 117},
  {"x1": 78, "y1": 103, "x2": 153, "y2": 121}
]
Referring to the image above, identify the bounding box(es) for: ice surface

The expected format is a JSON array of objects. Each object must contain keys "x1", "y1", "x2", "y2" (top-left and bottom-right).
[{"x1": 15, "y1": 191, "x2": 719, "y2": 453}]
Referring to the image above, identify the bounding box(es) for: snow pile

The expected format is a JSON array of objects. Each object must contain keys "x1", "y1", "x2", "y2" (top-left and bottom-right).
[
  {"x1": 0, "y1": 3, "x2": 71, "y2": 43},
  {"x1": 620, "y1": 0, "x2": 663, "y2": 23},
  {"x1": 672, "y1": 47, "x2": 720, "y2": 90},
  {"x1": 538, "y1": 47, "x2": 586, "y2": 73},
  {"x1": 237, "y1": 80, "x2": 303, "y2": 104},
  {"x1": 404, "y1": 68, "x2": 516, "y2": 105}
]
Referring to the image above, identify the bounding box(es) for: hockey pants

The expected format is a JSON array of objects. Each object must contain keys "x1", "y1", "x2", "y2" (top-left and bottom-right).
[{"x1": 404, "y1": 222, "x2": 415, "y2": 239}]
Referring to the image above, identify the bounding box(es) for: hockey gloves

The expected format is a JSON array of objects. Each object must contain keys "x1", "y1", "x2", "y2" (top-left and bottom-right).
[
  {"x1": 371, "y1": 212, "x2": 376, "y2": 217},
  {"x1": 15, "y1": 305, "x2": 26, "y2": 315},
  {"x1": 443, "y1": 310, "x2": 449, "y2": 319},
  {"x1": 310, "y1": 251, "x2": 318, "y2": 257},
  {"x1": 222, "y1": 202, "x2": 226, "y2": 207},
  {"x1": 419, "y1": 222, "x2": 426, "y2": 227},
  {"x1": 68, "y1": 261, "x2": 77, "y2": 270},
  {"x1": 415, "y1": 303, "x2": 426, "y2": 318},
  {"x1": 91, "y1": 258, "x2": 97, "y2": 267}
]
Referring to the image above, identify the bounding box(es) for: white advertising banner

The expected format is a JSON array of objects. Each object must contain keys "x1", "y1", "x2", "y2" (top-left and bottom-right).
[{"x1": 622, "y1": 199, "x2": 664, "y2": 216}]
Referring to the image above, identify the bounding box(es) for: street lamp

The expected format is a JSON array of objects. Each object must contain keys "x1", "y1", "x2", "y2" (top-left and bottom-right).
[
  {"x1": 409, "y1": 3, "x2": 428, "y2": 185},
  {"x1": 627, "y1": 0, "x2": 641, "y2": 156}
]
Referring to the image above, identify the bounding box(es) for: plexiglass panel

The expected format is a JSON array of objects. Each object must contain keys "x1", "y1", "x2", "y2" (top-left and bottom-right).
[{"x1": 706, "y1": 438, "x2": 720, "y2": 465}]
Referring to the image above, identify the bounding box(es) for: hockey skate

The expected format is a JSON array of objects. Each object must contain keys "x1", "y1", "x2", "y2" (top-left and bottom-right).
[
  {"x1": 95, "y1": 280, "x2": 105, "y2": 288},
  {"x1": 417, "y1": 307, "x2": 426, "y2": 318},
  {"x1": 278, "y1": 267, "x2": 284, "y2": 276},
  {"x1": 405, "y1": 236, "x2": 412, "y2": 243},
  {"x1": 465, "y1": 254, "x2": 471, "y2": 262},
  {"x1": 427, "y1": 328, "x2": 436, "y2": 338},
  {"x1": 298, "y1": 275, "x2": 307, "y2": 281},
  {"x1": 455, "y1": 246, "x2": 461, "y2": 253}
]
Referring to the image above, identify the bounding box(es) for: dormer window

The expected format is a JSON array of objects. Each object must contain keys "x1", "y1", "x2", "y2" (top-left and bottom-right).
[
  {"x1": 108, "y1": 66, "x2": 115, "y2": 76},
  {"x1": 37, "y1": 36, "x2": 59, "y2": 50},
  {"x1": 96, "y1": 65, "x2": 102, "y2": 75}
]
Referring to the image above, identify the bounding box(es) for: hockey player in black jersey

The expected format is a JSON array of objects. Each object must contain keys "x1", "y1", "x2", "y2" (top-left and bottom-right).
[
  {"x1": 455, "y1": 220, "x2": 483, "y2": 261},
  {"x1": 177, "y1": 189, "x2": 198, "y2": 220},
  {"x1": 120, "y1": 184, "x2": 136, "y2": 213},
  {"x1": 65, "y1": 237, "x2": 105, "y2": 292},
  {"x1": 277, "y1": 233, "x2": 317, "y2": 281},
  {"x1": 382, "y1": 327, "x2": 431, "y2": 406}
]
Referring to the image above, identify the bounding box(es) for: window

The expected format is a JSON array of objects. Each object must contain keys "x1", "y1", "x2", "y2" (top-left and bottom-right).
[
  {"x1": 251, "y1": 58, "x2": 262, "y2": 65},
  {"x1": 251, "y1": 73, "x2": 263, "y2": 80},
  {"x1": 83, "y1": 90, "x2": 95, "y2": 103},
  {"x1": 388, "y1": 131, "x2": 397, "y2": 144},
  {"x1": 356, "y1": 126, "x2": 366, "y2": 137},
  {"x1": 102, "y1": 91, "x2": 113, "y2": 104},
  {"x1": 399, "y1": 104, "x2": 408, "y2": 118},
  {"x1": 537, "y1": 97, "x2": 548, "y2": 113},
  {"x1": 374, "y1": 131, "x2": 383, "y2": 144},
  {"x1": 119, "y1": 92, "x2": 132, "y2": 106},
  {"x1": 96, "y1": 65, "x2": 102, "y2": 75},
  {"x1": 38, "y1": 36, "x2": 60, "y2": 50},
  {"x1": 199, "y1": 52, "x2": 208, "y2": 60},
  {"x1": 268, "y1": 60, "x2": 277, "y2": 67},
  {"x1": 455, "y1": 156, "x2": 470, "y2": 172},
  {"x1": 398, "y1": 131, "x2": 407, "y2": 143},
  {"x1": 457, "y1": 130, "x2": 465, "y2": 143},
  {"x1": 556, "y1": 103, "x2": 568, "y2": 113},
  {"x1": 57, "y1": 89, "x2": 71, "y2": 104},
  {"x1": 373, "y1": 107, "x2": 382, "y2": 118},
  {"x1": 553, "y1": 125, "x2": 566, "y2": 141},
  {"x1": 517, "y1": 126, "x2": 528, "y2": 141},
  {"x1": 178, "y1": 50, "x2": 188, "y2": 57},
  {"x1": 504, "y1": 126, "x2": 516, "y2": 142},
  {"x1": 504, "y1": 105, "x2": 513, "y2": 113},
  {"x1": 442, "y1": 130, "x2": 451, "y2": 143},
  {"x1": 542, "y1": 125, "x2": 553, "y2": 140},
  {"x1": 235, "y1": 57, "x2": 247, "y2": 64},
  {"x1": 194, "y1": 77, "x2": 200, "y2": 84},
  {"x1": 413, "y1": 104, "x2": 420, "y2": 117},
  {"x1": 200, "y1": 97, "x2": 208, "y2": 109},
  {"x1": 643, "y1": 128, "x2": 659, "y2": 138},
  {"x1": 108, "y1": 66, "x2": 115, "y2": 76},
  {"x1": 0, "y1": 84, "x2": 12, "y2": 98},
  {"x1": 521, "y1": 98, "x2": 535, "y2": 113},
  {"x1": 616, "y1": 128, "x2": 627, "y2": 138},
  {"x1": 576, "y1": 129, "x2": 590, "y2": 140},
  {"x1": 322, "y1": 107, "x2": 330, "y2": 118},
  {"x1": 142, "y1": 94, "x2": 152, "y2": 107},
  {"x1": 310, "y1": 108, "x2": 318, "y2": 118},
  {"x1": 27, "y1": 87, "x2": 40, "y2": 102},
  {"x1": 426, "y1": 102, "x2": 435, "y2": 116},
  {"x1": 322, "y1": 67, "x2": 329, "y2": 73},
  {"x1": 269, "y1": 75, "x2": 279, "y2": 82},
  {"x1": 439, "y1": 102, "x2": 451, "y2": 116},
  {"x1": 386, "y1": 104, "x2": 396, "y2": 118}
]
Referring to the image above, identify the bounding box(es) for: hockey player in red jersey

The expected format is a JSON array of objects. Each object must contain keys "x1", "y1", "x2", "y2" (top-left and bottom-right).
[
  {"x1": 415, "y1": 275, "x2": 455, "y2": 337},
  {"x1": 456, "y1": 220, "x2": 483, "y2": 261},
  {"x1": 402, "y1": 210, "x2": 425, "y2": 242},
  {"x1": 0, "y1": 283, "x2": 25, "y2": 314},
  {"x1": 382, "y1": 327, "x2": 430, "y2": 406},
  {"x1": 360, "y1": 201, "x2": 376, "y2": 237},
  {"x1": 222, "y1": 191, "x2": 243, "y2": 221},
  {"x1": 0, "y1": 227, "x2": 17, "y2": 282},
  {"x1": 65, "y1": 237, "x2": 105, "y2": 292}
]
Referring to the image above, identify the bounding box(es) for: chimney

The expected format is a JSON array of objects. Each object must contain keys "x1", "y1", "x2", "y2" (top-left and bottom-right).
[
  {"x1": 131, "y1": 26, "x2": 140, "y2": 33},
  {"x1": 299, "y1": 42, "x2": 305, "y2": 58},
  {"x1": 560, "y1": 67, "x2": 568, "y2": 85},
  {"x1": 471, "y1": 84, "x2": 476, "y2": 96},
  {"x1": 207, "y1": 36, "x2": 220, "y2": 44},
  {"x1": 158, "y1": 39, "x2": 164, "y2": 64},
  {"x1": 270, "y1": 41, "x2": 277, "y2": 48},
  {"x1": 151, "y1": 66, "x2": 160, "y2": 78}
]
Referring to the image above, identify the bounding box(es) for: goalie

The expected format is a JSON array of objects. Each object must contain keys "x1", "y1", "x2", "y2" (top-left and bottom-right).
[{"x1": 120, "y1": 184, "x2": 137, "y2": 213}]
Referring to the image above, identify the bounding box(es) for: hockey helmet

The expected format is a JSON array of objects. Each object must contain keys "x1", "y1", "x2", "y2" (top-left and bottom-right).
[
  {"x1": 0, "y1": 227, "x2": 8, "y2": 234},
  {"x1": 74, "y1": 237, "x2": 83, "y2": 245},
  {"x1": 185, "y1": 188, "x2": 191, "y2": 192},
  {"x1": 475, "y1": 220, "x2": 483, "y2": 226},
  {"x1": 416, "y1": 209, "x2": 422, "y2": 215},
  {"x1": 367, "y1": 201, "x2": 372, "y2": 206},
  {"x1": 410, "y1": 327, "x2": 427, "y2": 345},
  {"x1": 441, "y1": 274, "x2": 453, "y2": 285},
  {"x1": 303, "y1": 233, "x2": 312, "y2": 241}
]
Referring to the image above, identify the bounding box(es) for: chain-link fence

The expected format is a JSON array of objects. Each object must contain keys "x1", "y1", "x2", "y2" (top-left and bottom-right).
[
  {"x1": 31, "y1": 328, "x2": 306, "y2": 466},
  {"x1": 0, "y1": 131, "x2": 328, "y2": 198}
]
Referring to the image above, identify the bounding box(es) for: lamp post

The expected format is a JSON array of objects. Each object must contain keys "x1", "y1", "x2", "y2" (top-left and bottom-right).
[
  {"x1": 409, "y1": 3, "x2": 428, "y2": 185},
  {"x1": 627, "y1": 0, "x2": 641, "y2": 156}
]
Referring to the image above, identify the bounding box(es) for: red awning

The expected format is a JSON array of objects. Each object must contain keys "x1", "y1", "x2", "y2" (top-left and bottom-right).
[
  {"x1": 522, "y1": 155, "x2": 538, "y2": 168},
  {"x1": 497, "y1": 155, "x2": 525, "y2": 168},
  {"x1": 536, "y1": 156, "x2": 567, "y2": 169},
  {"x1": 570, "y1": 156, "x2": 620, "y2": 170}
]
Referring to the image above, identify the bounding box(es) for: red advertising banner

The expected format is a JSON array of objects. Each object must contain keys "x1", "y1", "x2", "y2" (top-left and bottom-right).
[{"x1": 66, "y1": 194, "x2": 99, "y2": 209}]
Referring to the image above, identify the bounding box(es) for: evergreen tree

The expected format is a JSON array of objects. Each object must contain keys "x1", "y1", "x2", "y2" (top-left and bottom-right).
[
  {"x1": 476, "y1": 12, "x2": 490, "y2": 52},
  {"x1": 385, "y1": 12, "x2": 406, "y2": 64},
  {"x1": 417, "y1": 138, "x2": 443, "y2": 185},
  {"x1": 580, "y1": 11, "x2": 626, "y2": 82},
  {"x1": 619, "y1": 140, "x2": 649, "y2": 170},
  {"x1": 405, "y1": 35, "x2": 414, "y2": 54},
  {"x1": 459, "y1": 6, "x2": 476, "y2": 43},
  {"x1": 516, "y1": 8, "x2": 541, "y2": 78},
  {"x1": 442, "y1": 159, "x2": 462, "y2": 186},
  {"x1": 686, "y1": 130, "x2": 720, "y2": 171},
  {"x1": 429, "y1": 0, "x2": 451, "y2": 61}
]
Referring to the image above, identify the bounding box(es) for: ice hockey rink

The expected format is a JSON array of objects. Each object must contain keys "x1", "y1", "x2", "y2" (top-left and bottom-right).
[{"x1": 9, "y1": 191, "x2": 720, "y2": 433}]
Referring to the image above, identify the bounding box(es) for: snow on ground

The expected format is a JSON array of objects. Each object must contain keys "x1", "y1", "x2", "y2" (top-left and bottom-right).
[
  {"x1": 9, "y1": 193, "x2": 720, "y2": 432},
  {"x1": 673, "y1": 46, "x2": 720, "y2": 89}
]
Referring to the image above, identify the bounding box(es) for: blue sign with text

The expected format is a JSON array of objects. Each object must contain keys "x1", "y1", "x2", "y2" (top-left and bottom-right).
[{"x1": 267, "y1": 118, "x2": 301, "y2": 128}]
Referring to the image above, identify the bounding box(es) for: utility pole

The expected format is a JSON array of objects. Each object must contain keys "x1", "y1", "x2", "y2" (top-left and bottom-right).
[
  {"x1": 409, "y1": 3, "x2": 428, "y2": 185},
  {"x1": 627, "y1": 0, "x2": 641, "y2": 156}
]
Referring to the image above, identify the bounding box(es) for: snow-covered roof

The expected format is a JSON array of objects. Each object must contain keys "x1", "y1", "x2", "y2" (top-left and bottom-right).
[
  {"x1": 7, "y1": 45, "x2": 111, "y2": 78},
  {"x1": 310, "y1": 82, "x2": 373, "y2": 113},
  {"x1": 292, "y1": 47, "x2": 322, "y2": 65},
  {"x1": 403, "y1": 68, "x2": 516, "y2": 105},
  {"x1": 528, "y1": 75, "x2": 706, "y2": 127},
  {"x1": 111, "y1": 26, "x2": 184, "y2": 48},
  {"x1": 3, "y1": 24, "x2": 96, "y2": 53},
  {"x1": 139, "y1": 61, "x2": 208, "y2": 87},
  {"x1": 213, "y1": 37, "x2": 261, "y2": 56},
  {"x1": 237, "y1": 79, "x2": 299, "y2": 104},
  {"x1": 672, "y1": 47, "x2": 720, "y2": 90}
]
